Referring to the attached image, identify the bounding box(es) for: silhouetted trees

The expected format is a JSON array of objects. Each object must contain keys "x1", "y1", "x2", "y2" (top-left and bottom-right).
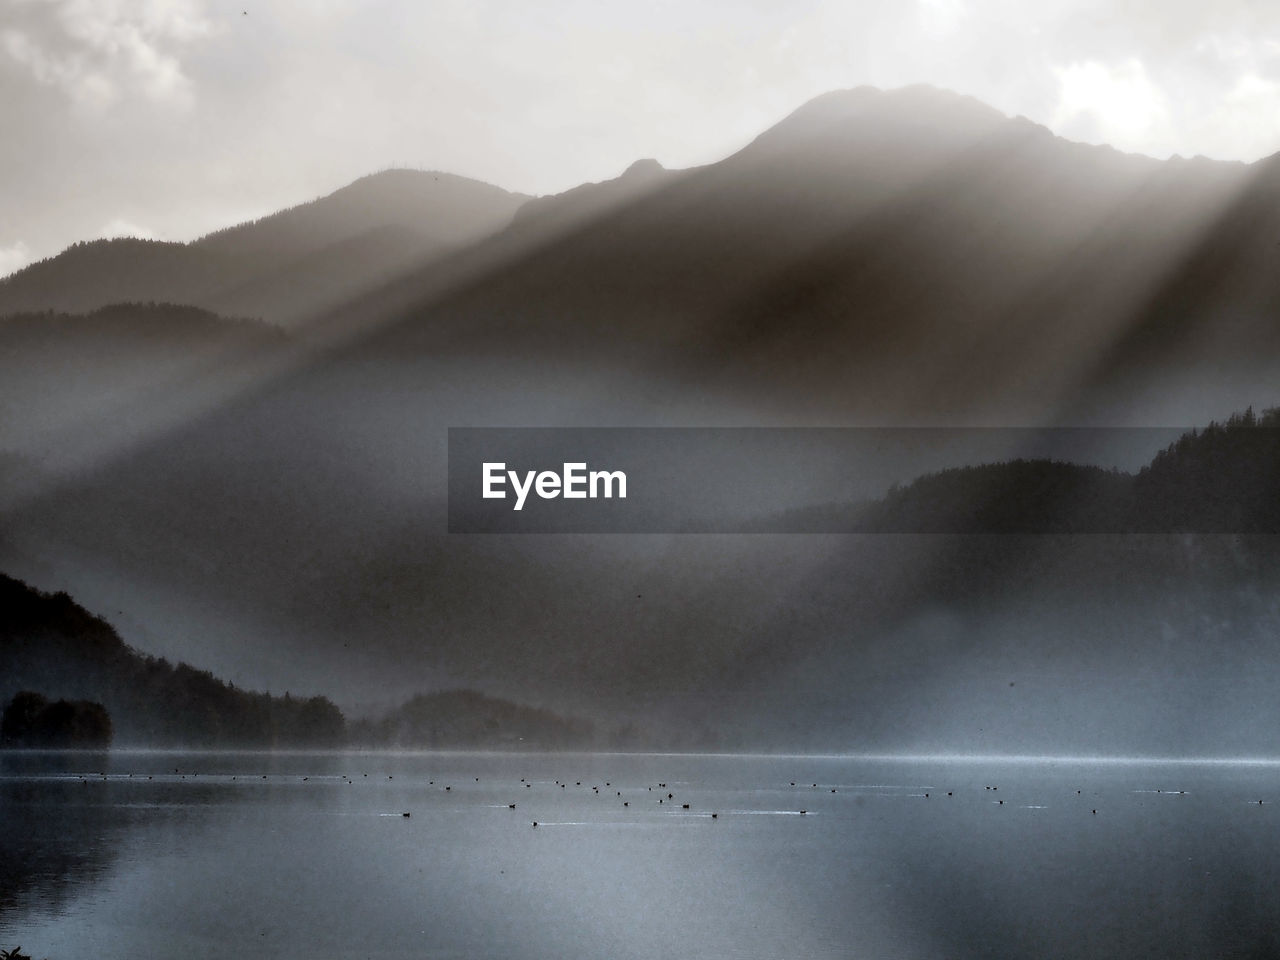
[
  {"x1": 0, "y1": 575, "x2": 345, "y2": 748},
  {"x1": 0, "y1": 170, "x2": 526, "y2": 325},
  {"x1": 1, "y1": 691, "x2": 112, "y2": 748},
  {"x1": 858, "y1": 459, "x2": 1130, "y2": 533},
  {"x1": 842, "y1": 405, "x2": 1280, "y2": 534},
  {"x1": 0, "y1": 574, "x2": 595, "y2": 750},
  {"x1": 1134, "y1": 406, "x2": 1280, "y2": 533}
]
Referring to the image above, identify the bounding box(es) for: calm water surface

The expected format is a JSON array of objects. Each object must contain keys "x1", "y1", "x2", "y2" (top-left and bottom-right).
[{"x1": 2, "y1": 751, "x2": 1280, "y2": 959}]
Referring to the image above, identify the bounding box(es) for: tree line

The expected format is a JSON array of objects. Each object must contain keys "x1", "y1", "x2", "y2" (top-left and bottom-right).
[{"x1": 0, "y1": 575, "x2": 596, "y2": 750}]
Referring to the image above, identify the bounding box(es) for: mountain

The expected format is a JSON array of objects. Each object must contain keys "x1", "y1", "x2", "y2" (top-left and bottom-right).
[
  {"x1": 507, "y1": 157, "x2": 683, "y2": 236},
  {"x1": 0, "y1": 573, "x2": 605, "y2": 750},
  {"x1": 0, "y1": 170, "x2": 529, "y2": 326},
  {"x1": 0, "y1": 303, "x2": 289, "y2": 473},
  {"x1": 10, "y1": 401, "x2": 1280, "y2": 754},
  {"x1": 0, "y1": 573, "x2": 345, "y2": 747},
  {"x1": 5, "y1": 86, "x2": 1280, "y2": 754},
  {"x1": 356, "y1": 83, "x2": 1268, "y2": 425},
  {"x1": 758, "y1": 407, "x2": 1280, "y2": 533}
]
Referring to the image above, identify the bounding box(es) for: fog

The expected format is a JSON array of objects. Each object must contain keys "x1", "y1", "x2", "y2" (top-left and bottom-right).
[
  {"x1": 9, "y1": 15, "x2": 1280, "y2": 960},
  {"x1": 3, "y1": 84, "x2": 1280, "y2": 756}
]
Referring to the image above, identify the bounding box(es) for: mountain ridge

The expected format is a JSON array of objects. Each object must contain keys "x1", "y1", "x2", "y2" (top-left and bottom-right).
[
  {"x1": 312, "y1": 82, "x2": 1271, "y2": 425},
  {"x1": 0, "y1": 169, "x2": 530, "y2": 325},
  {"x1": 0, "y1": 572, "x2": 605, "y2": 749},
  {"x1": 5, "y1": 85, "x2": 1280, "y2": 750}
]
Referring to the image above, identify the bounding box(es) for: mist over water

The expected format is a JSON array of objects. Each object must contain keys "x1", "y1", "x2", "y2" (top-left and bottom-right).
[
  {"x1": 4, "y1": 750, "x2": 1280, "y2": 960},
  {"x1": 7, "y1": 85, "x2": 1280, "y2": 727},
  {"x1": 5, "y1": 76, "x2": 1280, "y2": 959}
]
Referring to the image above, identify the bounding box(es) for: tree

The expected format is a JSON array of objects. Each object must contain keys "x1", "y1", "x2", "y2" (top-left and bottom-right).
[{"x1": 1, "y1": 692, "x2": 112, "y2": 748}]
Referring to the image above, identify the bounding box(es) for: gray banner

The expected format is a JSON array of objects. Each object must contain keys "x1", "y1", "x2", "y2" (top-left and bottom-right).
[{"x1": 446, "y1": 426, "x2": 1280, "y2": 533}]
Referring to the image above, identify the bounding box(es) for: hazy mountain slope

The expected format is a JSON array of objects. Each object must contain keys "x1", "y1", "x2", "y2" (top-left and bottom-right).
[
  {"x1": 765, "y1": 409, "x2": 1280, "y2": 533},
  {"x1": 0, "y1": 573, "x2": 345, "y2": 746},
  {"x1": 1068, "y1": 153, "x2": 1280, "y2": 419},
  {"x1": 0, "y1": 572, "x2": 611, "y2": 749},
  {"x1": 204, "y1": 223, "x2": 440, "y2": 326},
  {"x1": 507, "y1": 157, "x2": 684, "y2": 237},
  {"x1": 0, "y1": 303, "x2": 288, "y2": 471},
  {"x1": 5, "y1": 86, "x2": 1280, "y2": 753},
  {"x1": 322, "y1": 85, "x2": 1260, "y2": 424},
  {"x1": 0, "y1": 170, "x2": 529, "y2": 326},
  {"x1": 0, "y1": 239, "x2": 235, "y2": 315},
  {"x1": 664, "y1": 412, "x2": 1280, "y2": 754},
  {"x1": 196, "y1": 169, "x2": 524, "y2": 262},
  {"x1": 9, "y1": 392, "x2": 1280, "y2": 754},
  {"x1": 363, "y1": 689, "x2": 596, "y2": 749}
]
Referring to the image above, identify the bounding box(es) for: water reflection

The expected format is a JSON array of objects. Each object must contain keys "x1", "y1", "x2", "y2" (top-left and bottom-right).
[
  {"x1": 3, "y1": 752, "x2": 1280, "y2": 959},
  {"x1": 0, "y1": 752, "x2": 122, "y2": 917}
]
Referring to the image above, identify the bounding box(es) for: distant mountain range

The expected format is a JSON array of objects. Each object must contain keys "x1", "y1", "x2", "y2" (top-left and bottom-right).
[
  {"x1": 5, "y1": 84, "x2": 1279, "y2": 423},
  {"x1": 4, "y1": 84, "x2": 1280, "y2": 754},
  {"x1": 0, "y1": 170, "x2": 528, "y2": 326},
  {"x1": 292, "y1": 83, "x2": 1278, "y2": 425}
]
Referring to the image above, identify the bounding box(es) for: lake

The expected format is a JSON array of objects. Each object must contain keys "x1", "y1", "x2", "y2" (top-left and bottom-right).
[{"x1": 2, "y1": 750, "x2": 1280, "y2": 959}]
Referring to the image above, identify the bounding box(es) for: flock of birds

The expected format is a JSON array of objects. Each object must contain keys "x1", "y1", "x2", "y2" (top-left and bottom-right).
[
  {"x1": 64, "y1": 767, "x2": 846, "y2": 821},
  {"x1": 56, "y1": 767, "x2": 1255, "y2": 824}
]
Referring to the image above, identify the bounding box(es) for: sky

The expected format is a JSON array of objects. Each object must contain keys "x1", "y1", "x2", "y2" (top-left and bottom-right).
[{"x1": 2, "y1": 0, "x2": 1279, "y2": 276}]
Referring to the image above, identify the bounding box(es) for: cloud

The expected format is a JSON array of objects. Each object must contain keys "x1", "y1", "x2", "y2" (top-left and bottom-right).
[
  {"x1": 1051, "y1": 58, "x2": 1173, "y2": 153},
  {"x1": 1189, "y1": 70, "x2": 1280, "y2": 160},
  {"x1": 917, "y1": 0, "x2": 969, "y2": 35},
  {"x1": 0, "y1": 241, "x2": 32, "y2": 278},
  {"x1": 0, "y1": 0, "x2": 215, "y2": 109},
  {"x1": 5, "y1": 0, "x2": 1280, "y2": 273},
  {"x1": 0, "y1": 26, "x2": 113, "y2": 107},
  {"x1": 99, "y1": 218, "x2": 157, "y2": 240}
]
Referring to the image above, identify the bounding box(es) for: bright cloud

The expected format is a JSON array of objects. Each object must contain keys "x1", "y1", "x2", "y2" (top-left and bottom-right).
[
  {"x1": 1189, "y1": 71, "x2": 1280, "y2": 160},
  {"x1": 917, "y1": 0, "x2": 969, "y2": 35},
  {"x1": 0, "y1": 0, "x2": 215, "y2": 109},
  {"x1": 0, "y1": 241, "x2": 32, "y2": 278},
  {"x1": 5, "y1": 0, "x2": 1280, "y2": 270},
  {"x1": 1051, "y1": 59, "x2": 1173, "y2": 153},
  {"x1": 99, "y1": 218, "x2": 157, "y2": 240}
]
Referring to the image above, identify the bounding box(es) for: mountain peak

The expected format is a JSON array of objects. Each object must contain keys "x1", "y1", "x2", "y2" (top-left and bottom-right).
[
  {"x1": 0, "y1": 168, "x2": 529, "y2": 323},
  {"x1": 621, "y1": 158, "x2": 665, "y2": 179},
  {"x1": 743, "y1": 83, "x2": 1011, "y2": 159},
  {"x1": 789, "y1": 83, "x2": 1005, "y2": 124}
]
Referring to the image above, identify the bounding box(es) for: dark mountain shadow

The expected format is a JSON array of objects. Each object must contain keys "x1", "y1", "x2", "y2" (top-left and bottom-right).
[
  {"x1": 1065, "y1": 152, "x2": 1280, "y2": 421},
  {"x1": 296, "y1": 85, "x2": 1270, "y2": 426}
]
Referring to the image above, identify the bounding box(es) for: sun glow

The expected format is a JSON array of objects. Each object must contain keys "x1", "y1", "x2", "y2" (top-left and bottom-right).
[{"x1": 1051, "y1": 58, "x2": 1171, "y2": 152}]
